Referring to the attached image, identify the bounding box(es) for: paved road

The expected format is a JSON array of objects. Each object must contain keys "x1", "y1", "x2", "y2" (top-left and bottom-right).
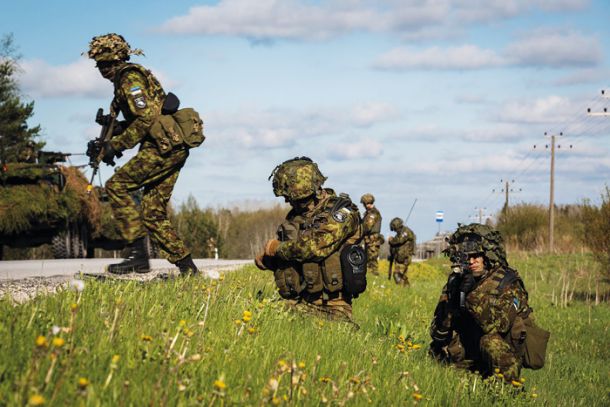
[{"x1": 0, "y1": 258, "x2": 252, "y2": 281}]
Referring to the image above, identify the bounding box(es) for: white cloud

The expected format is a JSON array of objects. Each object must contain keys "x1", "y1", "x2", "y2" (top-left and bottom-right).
[
  {"x1": 496, "y1": 96, "x2": 575, "y2": 124},
  {"x1": 156, "y1": 0, "x2": 586, "y2": 42},
  {"x1": 505, "y1": 30, "x2": 602, "y2": 67},
  {"x1": 19, "y1": 58, "x2": 108, "y2": 98},
  {"x1": 554, "y1": 68, "x2": 610, "y2": 86},
  {"x1": 328, "y1": 138, "x2": 383, "y2": 160},
  {"x1": 373, "y1": 45, "x2": 505, "y2": 70},
  {"x1": 350, "y1": 102, "x2": 400, "y2": 127}
]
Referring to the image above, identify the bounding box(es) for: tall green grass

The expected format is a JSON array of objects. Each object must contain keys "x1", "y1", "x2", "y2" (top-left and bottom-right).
[{"x1": 1, "y1": 255, "x2": 608, "y2": 406}]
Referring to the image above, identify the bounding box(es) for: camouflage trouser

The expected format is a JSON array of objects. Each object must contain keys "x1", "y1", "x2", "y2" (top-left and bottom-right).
[
  {"x1": 393, "y1": 260, "x2": 410, "y2": 286},
  {"x1": 365, "y1": 241, "x2": 381, "y2": 275},
  {"x1": 105, "y1": 147, "x2": 190, "y2": 263},
  {"x1": 284, "y1": 296, "x2": 353, "y2": 323},
  {"x1": 446, "y1": 331, "x2": 521, "y2": 382}
]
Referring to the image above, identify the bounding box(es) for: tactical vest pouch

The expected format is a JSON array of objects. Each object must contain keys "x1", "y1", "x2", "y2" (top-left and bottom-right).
[
  {"x1": 340, "y1": 244, "x2": 367, "y2": 297},
  {"x1": 302, "y1": 262, "x2": 324, "y2": 293},
  {"x1": 274, "y1": 266, "x2": 301, "y2": 299},
  {"x1": 321, "y1": 252, "x2": 343, "y2": 293},
  {"x1": 523, "y1": 317, "x2": 550, "y2": 370},
  {"x1": 173, "y1": 108, "x2": 205, "y2": 148},
  {"x1": 149, "y1": 114, "x2": 185, "y2": 154}
]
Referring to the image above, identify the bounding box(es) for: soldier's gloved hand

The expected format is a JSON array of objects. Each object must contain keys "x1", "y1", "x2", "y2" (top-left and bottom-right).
[
  {"x1": 254, "y1": 252, "x2": 268, "y2": 270},
  {"x1": 459, "y1": 272, "x2": 476, "y2": 294},
  {"x1": 101, "y1": 142, "x2": 117, "y2": 166},
  {"x1": 112, "y1": 120, "x2": 127, "y2": 136},
  {"x1": 264, "y1": 239, "x2": 281, "y2": 257}
]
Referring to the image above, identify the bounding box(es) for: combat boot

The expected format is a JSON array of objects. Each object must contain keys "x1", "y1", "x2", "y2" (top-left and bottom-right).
[
  {"x1": 175, "y1": 254, "x2": 199, "y2": 276},
  {"x1": 107, "y1": 237, "x2": 150, "y2": 274}
]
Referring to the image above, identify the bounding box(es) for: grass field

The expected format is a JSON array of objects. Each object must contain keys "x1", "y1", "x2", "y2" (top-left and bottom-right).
[{"x1": 1, "y1": 254, "x2": 608, "y2": 406}]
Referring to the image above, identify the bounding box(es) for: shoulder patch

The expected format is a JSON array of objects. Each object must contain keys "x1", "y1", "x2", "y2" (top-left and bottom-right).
[
  {"x1": 512, "y1": 297, "x2": 520, "y2": 311},
  {"x1": 134, "y1": 96, "x2": 147, "y2": 109}
]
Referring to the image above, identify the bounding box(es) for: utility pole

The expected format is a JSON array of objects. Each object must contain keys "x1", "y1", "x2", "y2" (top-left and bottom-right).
[
  {"x1": 470, "y1": 207, "x2": 492, "y2": 224},
  {"x1": 587, "y1": 89, "x2": 610, "y2": 116},
  {"x1": 492, "y1": 180, "x2": 521, "y2": 214},
  {"x1": 547, "y1": 132, "x2": 558, "y2": 253}
]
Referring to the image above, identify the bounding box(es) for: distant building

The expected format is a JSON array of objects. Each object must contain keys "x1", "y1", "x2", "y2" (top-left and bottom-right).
[{"x1": 415, "y1": 232, "x2": 451, "y2": 260}]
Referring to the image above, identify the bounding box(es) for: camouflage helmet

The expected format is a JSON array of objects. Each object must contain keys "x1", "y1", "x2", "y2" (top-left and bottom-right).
[
  {"x1": 390, "y1": 217, "x2": 403, "y2": 231},
  {"x1": 86, "y1": 33, "x2": 144, "y2": 62},
  {"x1": 360, "y1": 193, "x2": 375, "y2": 205},
  {"x1": 269, "y1": 156, "x2": 327, "y2": 201},
  {"x1": 444, "y1": 223, "x2": 507, "y2": 268}
]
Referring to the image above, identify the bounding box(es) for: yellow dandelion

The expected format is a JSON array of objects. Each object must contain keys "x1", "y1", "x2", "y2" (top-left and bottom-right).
[
  {"x1": 511, "y1": 380, "x2": 522, "y2": 387},
  {"x1": 111, "y1": 354, "x2": 120, "y2": 364},
  {"x1": 28, "y1": 394, "x2": 45, "y2": 406},
  {"x1": 242, "y1": 310, "x2": 253, "y2": 322},
  {"x1": 271, "y1": 396, "x2": 281, "y2": 406},
  {"x1": 520, "y1": 377, "x2": 526, "y2": 383},
  {"x1": 319, "y1": 376, "x2": 331, "y2": 383},
  {"x1": 141, "y1": 334, "x2": 153, "y2": 342},
  {"x1": 412, "y1": 344, "x2": 422, "y2": 350},
  {"x1": 35, "y1": 335, "x2": 48, "y2": 348},
  {"x1": 496, "y1": 373, "x2": 504, "y2": 379},
  {"x1": 531, "y1": 393, "x2": 538, "y2": 399},
  {"x1": 277, "y1": 359, "x2": 288, "y2": 369},
  {"x1": 52, "y1": 337, "x2": 65, "y2": 348},
  {"x1": 298, "y1": 361, "x2": 306, "y2": 369},
  {"x1": 398, "y1": 335, "x2": 405, "y2": 342},
  {"x1": 396, "y1": 344, "x2": 405, "y2": 351},
  {"x1": 78, "y1": 377, "x2": 89, "y2": 389},
  {"x1": 247, "y1": 327, "x2": 256, "y2": 334},
  {"x1": 213, "y1": 379, "x2": 227, "y2": 390},
  {"x1": 234, "y1": 319, "x2": 242, "y2": 325},
  {"x1": 412, "y1": 392, "x2": 423, "y2": 401},
  {"x1": 70, "y1": 303, "x2": 78, "y2": 312},
  {"x1": 179, "y1": 320, "x2": 186, "y2": 327},
  {"x1": 494, "y1": 368, "x2": 500, "y2": 373}
]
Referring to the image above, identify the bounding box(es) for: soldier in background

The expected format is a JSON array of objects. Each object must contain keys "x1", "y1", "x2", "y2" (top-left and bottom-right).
[
  {"x1": 86, "y1": 33, "x2": 198, "y2": 275},
  {"x1": 429, "y1": 223, "x2": 549, "y2": 382},
  {"x1": 360, "y1": 193, "x2": 383, "y2": 275},
  {"x1": 388, "y1": 217, "x2": 416, "y2": 286},
  {"x1": 254, "y1": 157, "x2": 365, "y2": 322}
]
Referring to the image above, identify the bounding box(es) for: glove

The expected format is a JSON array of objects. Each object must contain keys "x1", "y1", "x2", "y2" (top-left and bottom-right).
[
  {"x1": 254, "y1": 253, "x2": 267, "y2": 270},
  {"x1": 459, "y1": 273, "x2": 476, "y2": 295},
  {"x1": 112, "y1": 120, "x2": 126, "y2": 136},
  {"x1": 101, "y1": 142, "x2": 117, "y2": 166},
  {"x1": 264, "y1": 239, "x2": 281, "y2": 257}
]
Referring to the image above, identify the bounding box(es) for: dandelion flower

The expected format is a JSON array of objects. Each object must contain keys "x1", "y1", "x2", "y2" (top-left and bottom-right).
[
  {"x1": 141, "y1": 334, "x2": 153, "y2": 342},
  {"x1": 78, "y1": 377, "x2": 89, "y2": 389},
  {"x1": 412, "y1": 392, "x2": 423, "y2": 401},
  {"x1": 213, "y1": 379, "x2": 227, "y2": 391},
  {"x1": 179, "y1": 320, "x2": 186, "y2": 327},
  {"x1": 52, "y1": 337, "x2": 65, "y2": 348},
  {"x1": 531, "y1": 393, "x2": 538, "y2": 399},
  {"x1": 35, "y1": 336, "x2": 48, "y2": 348},
  {"x1": 511, "y1": 380, "x2": 522, "y2": 387},
  {"x1": 234, "y1": 319, "x2": 242, "y2": 326},
  {"x1": 70, "y1": 303, "x2": 79, "y2": 312},
  {"x1": 247, "y1": 327, "x2": 256, "y2": 335},
  {"x1": 298, "y1": 361, "x2": 306, "y2": 369},
  {"x1": 28, "y1": 394, "x2": 45, "y2": 406},
  {"x1": 412, "y1": 344, "x2": 422, "y2": 350},
  {"x1": 69, "y1": 279, "x2": 85, "y2": 292},
  {"x1": 242, "y1": 311, "x2": 253, "y2": 323},
  {"x1": 520, "y1": 377, "x2": 526, "y2": 383},
  {"x1": 112, "y1": 355, "x2": 120, "y2": 364},
  {"x1": 271, "y1": 396, "x2": 281, "y2": 406}
]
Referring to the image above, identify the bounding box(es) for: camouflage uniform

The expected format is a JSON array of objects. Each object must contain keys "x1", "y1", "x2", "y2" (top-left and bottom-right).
[
  {"x1": 388, "y1": 218, "x2": 415, "y2": 286},
  {"x1": 360, "y1": 194, "x2": 383, "y2": 275},
  {"x1": 87, "y1": 34, "x2": 194, "y2": 272},
  {"x1": 255, "y1": 157, "x2": 364, "y2": 322},
  {"x1": 429, "y1": 223, "x2": 535, "y2": 382}
]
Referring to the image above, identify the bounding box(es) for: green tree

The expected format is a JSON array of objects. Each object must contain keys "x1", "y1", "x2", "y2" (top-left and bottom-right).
[
  {"x1": 0, "y1": 33, "x2": 43, "y2": 164},
  {"x1": 581, "y1": 186, "x2": 610, "y2": 278},
  {"x1": 174, "y1": 195, "x2": 218, "y2": 258}
]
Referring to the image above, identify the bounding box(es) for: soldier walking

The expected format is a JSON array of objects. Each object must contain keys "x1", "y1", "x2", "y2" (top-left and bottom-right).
[
  {"x1": 254, "y1": 157, "x2": 365, "y2": 322},
  {"x1": 86, "y1": 33, "x2": 198, "y2": 275},
  {"x1": 360, "y1": 193, "x2": 383, "y2": 276},
  {"x1": 388, "y1": 217, "x2": 415, "y2": 286}
]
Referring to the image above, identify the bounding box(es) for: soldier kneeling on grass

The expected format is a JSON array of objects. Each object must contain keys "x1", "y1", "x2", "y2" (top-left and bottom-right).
[
  {"x1": 429, "y1": 223, "x2": 550, "y2": 383},
  {"x1": 254, "y1": 157, "x2": 367, "y2": 323}
]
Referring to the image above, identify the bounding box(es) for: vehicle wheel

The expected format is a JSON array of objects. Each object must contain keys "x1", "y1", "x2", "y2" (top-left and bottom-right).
[
  {"x1": 52, "y1": 229, "x2": 71, "y2": 259},
  {"x1": 70, "y1": 222, "x2": 89, "y2": 259}
]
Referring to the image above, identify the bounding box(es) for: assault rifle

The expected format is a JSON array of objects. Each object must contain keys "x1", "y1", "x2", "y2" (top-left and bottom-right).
[
  {"x1": 387, "y1": 254, "x2": 394, "y2": 280},
  {"x1": 86, "y1": 107, "x2": 119, "y2": 193},
  {"x1": 446, "y1": 251, "x2": 474, "y2": 310}
]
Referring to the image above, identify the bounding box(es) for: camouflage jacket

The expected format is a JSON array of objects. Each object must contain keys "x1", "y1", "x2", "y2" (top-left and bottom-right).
[
  {"x1": 109, "y1": 63, "x2": 166, "y2": 152},
  {"x1": 362, "y1": 206, "x2": 382, "y2": 243},
  {"x1": 435, "y1": 266, "x2": 530, "y2": 337},
  {"x1": 275, "y1": 188, "x2": 361, "y2": 263},
  {"x1": 388, "y1": 225, "x2": 415, "y2": 262}
]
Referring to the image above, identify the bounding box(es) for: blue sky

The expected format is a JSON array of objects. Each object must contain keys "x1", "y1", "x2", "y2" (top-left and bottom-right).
[{"x1": 2, "y1": 0, "x2": 609, "y2": 241}]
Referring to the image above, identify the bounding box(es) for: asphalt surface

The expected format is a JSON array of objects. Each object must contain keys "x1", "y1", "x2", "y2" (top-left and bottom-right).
[{"x1": 0, "y1": 258, "x2": 252, "y2": 281}]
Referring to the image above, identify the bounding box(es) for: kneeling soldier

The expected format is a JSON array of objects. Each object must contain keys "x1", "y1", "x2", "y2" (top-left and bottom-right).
[{"x1": 255, "y1": 157, "x2": 366, "y2": 322}]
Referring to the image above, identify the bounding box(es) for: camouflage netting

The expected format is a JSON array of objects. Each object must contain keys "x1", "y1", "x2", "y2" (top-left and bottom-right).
[{"x1": 0, "y1": 165, "x2": 103, "y2": 235}]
